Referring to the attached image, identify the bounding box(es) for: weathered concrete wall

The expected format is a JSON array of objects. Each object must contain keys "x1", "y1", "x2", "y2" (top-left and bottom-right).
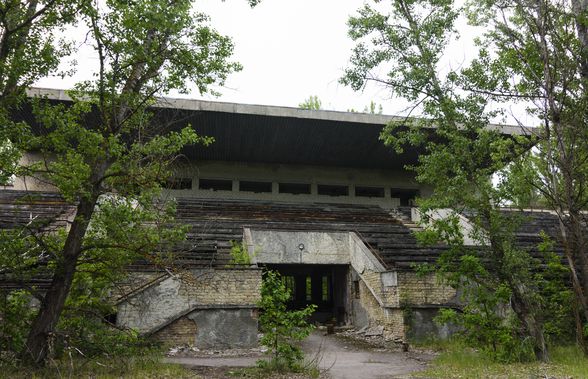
[
  {"x1": 5, "y1": 152, "x2": 57, "y2": 192},
  {"x1": 164, "y1": 160, "x2": 429, "y2": 208},
  {"x1": 117, "y1": 268, "x2": 261, "y2": 348},
  {"x1": 150, "y1": 308, "x2": 258, "y2": 348},
  {"x1": 412, "y1": 208, "x2": 484, "y2": 246},
  {"x1": 250, "y1": 230, "x2": 350, "y2": 264},
  {"x1": 405, "y1": 308, "x2": 460, "y2": 341},
  {"x1": 349, "y1": 233, "x2": 387, "y2": 274},
  {"x1": 349, "y1": 268, "x2": 457, "y2": 342},
  {"x1": 189, "y1": 308, "x2": 258, "y2": 349}
]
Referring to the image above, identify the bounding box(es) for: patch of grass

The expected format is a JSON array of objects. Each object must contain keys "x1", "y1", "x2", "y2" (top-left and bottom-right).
[
  {"x1": 1, "y1": 353, "x2": 199, "y2": 379},
  {"x1": 415, "y1": 342, "x2": 588, "y2": 378}
]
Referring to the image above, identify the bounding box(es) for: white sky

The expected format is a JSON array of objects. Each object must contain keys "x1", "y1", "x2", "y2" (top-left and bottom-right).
[
  {"x1": 36, "y1": 0, "x2": 531, "y2": 123},
  {"x1": 194, "y1": 0, "x2": 402, "y2": 112},
  {"x1": 35, "y1": 1, "x2": 415, "y2": 114}
]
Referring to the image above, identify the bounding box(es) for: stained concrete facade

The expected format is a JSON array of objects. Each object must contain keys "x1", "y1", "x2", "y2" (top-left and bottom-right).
[
  {"x1": 117, "y1": 268, "x2": 262, "y2": 348},
  {"x1": 165, "y1": 160, "x2": 429, "y2": 208},
  {"x1": 6, "y1": 91, "x2": 478, "y2": 348}
]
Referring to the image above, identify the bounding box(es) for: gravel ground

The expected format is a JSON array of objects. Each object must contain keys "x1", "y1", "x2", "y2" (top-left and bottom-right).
[{"x1": 165, "y1": 327, "x2": 436, "y2": 378}]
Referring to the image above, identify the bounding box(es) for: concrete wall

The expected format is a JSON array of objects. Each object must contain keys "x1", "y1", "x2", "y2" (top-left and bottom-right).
[
  {"x1": 412, "y1": 208, "x2": 485, "y2": 246},
  {"x1": 117, "y1": 268, "x2": 261, "y2": 348},
  {"x1": 165, "y1": 160, "x2": 430, "y2": 208},
  {"x1": 350, "y1": 270, "x2": 406, "y2": 341},
  {"x1": 405, "y1": 308, "x2": 460, "y2": 341},
  {"x1": 248, "y1": 230, "x2": 350, "y2": 264},
  {"x1": 4, "y1": 152, "x2": 57, "y2": 192},
  {"x1": 6, "y1": 153, "x2": 433, "y2": 207}
]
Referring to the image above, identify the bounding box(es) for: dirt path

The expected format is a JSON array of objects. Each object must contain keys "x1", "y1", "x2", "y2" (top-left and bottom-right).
[
  {"x1": 164, "y1": 332, "x2": 433, "y2": 378},
  {"x1": 301, "y1": 332, "x2": 432, "y2": 378}
]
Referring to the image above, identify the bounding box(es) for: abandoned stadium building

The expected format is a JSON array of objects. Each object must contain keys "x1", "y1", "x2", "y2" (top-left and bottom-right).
[{"x1": 1, "y1": 88, "x2": 559, "y2": 349}]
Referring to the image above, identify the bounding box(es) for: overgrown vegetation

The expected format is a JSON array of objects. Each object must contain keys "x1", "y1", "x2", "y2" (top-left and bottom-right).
[
  {"x1": 342, "y1": 0, "x2": 588, "y2": 361},
  {"x1": 227, "y1": 240, "x2": 253, "y2": 266},
  {"x1": 257, "y1": 270, "x2": 317, "y2": 374},
  {"x1": 418, "y1": 340, "x2": 588, "y2": 379},
  {"x1": 0, "y1": 0, "x2": 259, "y2": 367},
  {"x1": 2, "y1": 352, "x2": 198, "y2": 379}
]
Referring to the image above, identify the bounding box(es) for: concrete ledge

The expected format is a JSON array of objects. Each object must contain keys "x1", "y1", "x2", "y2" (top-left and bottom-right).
[{"x1": 27, "y1": 87, "x2": 528, "y2": 134}]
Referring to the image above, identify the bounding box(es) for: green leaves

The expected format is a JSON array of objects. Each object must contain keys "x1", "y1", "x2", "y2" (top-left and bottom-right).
[
  {"x1": 1, "y1": 0, "x2": 253, "y2": 363},
  {"x1": 258, "y1": 271, "x2": 316, "y2": 371}
]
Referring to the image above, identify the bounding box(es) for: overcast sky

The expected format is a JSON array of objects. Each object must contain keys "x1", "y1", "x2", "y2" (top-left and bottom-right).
[
  {"x1": 36, "y1": 1, "x2": 518, "y2": 119},
  {"x1": 35, "y1": 1, "x2": 414, "y2": 114},
  {"x1": 195, "y1": 0, "x2": 401, "y2": 112}
]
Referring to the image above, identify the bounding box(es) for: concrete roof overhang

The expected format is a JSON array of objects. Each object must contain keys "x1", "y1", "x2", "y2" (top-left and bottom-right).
[{"x1": 23, "y1": 88, "x2": 528, "y2": 170}]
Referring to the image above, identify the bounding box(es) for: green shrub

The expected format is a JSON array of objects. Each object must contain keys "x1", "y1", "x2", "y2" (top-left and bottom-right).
[
  {"x1": 257, "y1": 270, "x2": 316, "y2": 372},
  {"x1": 227, "y1": 240, "x2": 252, "y2": 266}
]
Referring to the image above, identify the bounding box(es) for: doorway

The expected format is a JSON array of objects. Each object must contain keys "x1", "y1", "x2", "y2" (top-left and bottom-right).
[{"x1": 264, "y1": 264, "x2": 349, "y2": 324}]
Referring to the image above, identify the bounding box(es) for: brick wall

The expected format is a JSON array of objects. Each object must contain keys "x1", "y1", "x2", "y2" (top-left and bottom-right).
[
  {"x1": 178, "y1": 268, "x2": 262, "y2": 305},
  {"x1": 355, "y1": 276, "x2": 405, "y2": 341},
  {"x1": 397, "y1": 272, "x2": 456, "y2": 306},
  {"x1": 152, "y1": 316, "x2": 197, "y2": 346},
  {"x1": 352, "y1": 269, "x2": 456, "y2": 342},
  {"x1": 117, "y1": 268, "x2": 262, "y2": 335}
]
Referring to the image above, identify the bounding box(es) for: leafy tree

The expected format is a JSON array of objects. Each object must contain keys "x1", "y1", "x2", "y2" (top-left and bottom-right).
[
  {"x1": 364, "y1": 100, "x2": 383, "y2": 114},
  {"x1": 0, "y1": 0, "x2": 79, "y2": 184},
  {"x1": 339, "y1": 0, "x2": 588, "y2": 361},
  {"x1": 347, "y1": 100, "x2": 384, "y2": 114},
  {"x1": 257, "y1": 270, "x2": 316, "y2": 372},
  {"x1": 0, "y1": 0, "x2": 259, "y2": 365},
  {"x1": 298, "y1": 95, "x2": 322, "y2": 110}
]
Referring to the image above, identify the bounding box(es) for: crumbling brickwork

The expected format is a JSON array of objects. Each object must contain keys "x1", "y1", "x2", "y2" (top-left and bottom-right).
[
  {"x1": 152, "y1": 316, "x2": 197, "y2": 345},
  {"x1": 117, "y1": 268, "x2": 262, "y2": 349},
  {"x1": 355, "y1": 275, "x2": 405, "y2": 341},
  {"x1": 178, "y1": 268, "x2": 262, "y2": 305},
  {"x1": 352, "y1": 269, "x2": 456, "y2": 342}
]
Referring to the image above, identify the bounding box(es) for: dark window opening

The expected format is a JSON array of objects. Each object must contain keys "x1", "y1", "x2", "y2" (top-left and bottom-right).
[
  {"x1": 390, "y1": 188, "x2": 420, "y2": 206},
  {"x1": 321, "y1": 275, "x2": 331, "y2": 302},
  {"x1": 305, "y1": 276, "x2": 312, "y2": 301},
  {"x1": 355, "y1": 186, "x2": 385, "y2": 198},
  {"x1": 104, "y1": 312, "x2": 117, "y2": 325},
  {"x1": 199, "y1": 178, "x2": 233, "y2": 191},
  {"x1": 164, "y1": 178, "x2": 192, "y2": 190},
  {"x1": 279, "y1": 182, "x2": 311, "y2": 195},
  {"x1": 240, "y1": 180, "x2": 272, "y2": 193},
  {"x1": 317, "y1": 184, "x2": 349, "y2": 197},
  {"x1": 283, "y1": 276, "x2": 296, "y2": 300}
]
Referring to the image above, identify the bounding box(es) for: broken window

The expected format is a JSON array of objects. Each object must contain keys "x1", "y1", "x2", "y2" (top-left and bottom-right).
[
  {"x1": 317, "y1": 184, "x2": 349, "y2": 197},
  {"x1": 390, "y1": 188, "x2": 419, "y2": 206},
  {"x1": 239, "y1": 180, "x2": 272, "y2": 193},
  {"x1": 199, "y1": 178, "x2": 232, "y2": 191},
  {"x1": 355, "y1": 186, "x2": 385, "y2": 198},
  {"x1": 164, "y1": 178, "x2": 192, "y2": 190},
  {"x1": 279, "y1": 182, "x2": 311, "y2": 195}
]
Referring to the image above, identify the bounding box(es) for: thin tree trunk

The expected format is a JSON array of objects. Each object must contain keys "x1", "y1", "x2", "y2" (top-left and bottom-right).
[
  {"x1": 510, "y1": 283, "x2": 549, "y2": 362},
  {"x1": 23, "y1": 196, "x2": 97, "y2": 364}
]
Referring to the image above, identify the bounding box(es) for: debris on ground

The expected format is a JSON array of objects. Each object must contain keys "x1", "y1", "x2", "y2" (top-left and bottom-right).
[{"x1": 166, "y1": 344, "x2": 265, "y2": 358}]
